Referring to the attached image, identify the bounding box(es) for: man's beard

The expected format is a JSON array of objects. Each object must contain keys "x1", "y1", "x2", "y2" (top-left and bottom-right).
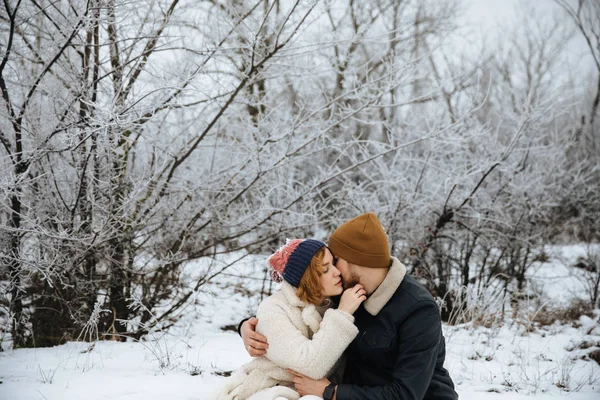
[{"x1": 342, "y1": 271, "x2": 361, "y2": 290}]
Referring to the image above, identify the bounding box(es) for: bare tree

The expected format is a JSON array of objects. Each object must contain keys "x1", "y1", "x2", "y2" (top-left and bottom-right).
[
  {"x1": 1, "y1": 0, "x2": 597, "y2": 346},
  {"x1": 552, "y1": 0, "x2": 600, "y2": 241}
]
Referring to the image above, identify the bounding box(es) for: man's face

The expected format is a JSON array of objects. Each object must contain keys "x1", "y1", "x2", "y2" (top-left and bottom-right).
[{"x1": 334, "y1": 257, "x2": 361, "y2": 290}]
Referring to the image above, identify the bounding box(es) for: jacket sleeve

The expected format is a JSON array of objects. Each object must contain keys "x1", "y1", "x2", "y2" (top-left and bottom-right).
[
  {"x1": 257, "y1": 306, "x2": 359, "y2": 380},
  {"x1": 237, "y1": 316, "x2": 252, "y2": 336},
  {"x1": 335, "y1": 301, "x2": 441, "y2": 400}
]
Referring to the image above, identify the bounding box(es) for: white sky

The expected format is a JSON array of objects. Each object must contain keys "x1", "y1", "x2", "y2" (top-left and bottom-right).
[{"x1": 462, "y1": 0, "x2": 594, "y2": 78}]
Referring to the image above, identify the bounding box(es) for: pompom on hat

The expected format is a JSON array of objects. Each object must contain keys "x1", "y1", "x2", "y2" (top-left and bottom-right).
[{"x1": 268, "y1": 238, "x2": 326, "y2": 287}]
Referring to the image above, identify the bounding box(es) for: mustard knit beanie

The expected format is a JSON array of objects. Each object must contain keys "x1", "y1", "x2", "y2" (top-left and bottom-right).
[{"x1": 328, "y1": 212, "x2": 390, "y2": 268}]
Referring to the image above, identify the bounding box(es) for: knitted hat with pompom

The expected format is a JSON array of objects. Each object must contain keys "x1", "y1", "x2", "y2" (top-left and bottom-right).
[{"x1": 268, "y1": 239, "x2": 326, "y2": 287}]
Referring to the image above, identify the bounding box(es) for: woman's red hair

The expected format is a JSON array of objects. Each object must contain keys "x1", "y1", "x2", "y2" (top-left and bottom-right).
[{"x1": 297, "y1": 247, "x2": 326, "y2": 305}]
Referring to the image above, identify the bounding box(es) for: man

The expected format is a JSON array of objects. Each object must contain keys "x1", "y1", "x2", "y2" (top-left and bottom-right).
[{"x1": 240, "y1": 212, "x2": 458, "y2": 400}]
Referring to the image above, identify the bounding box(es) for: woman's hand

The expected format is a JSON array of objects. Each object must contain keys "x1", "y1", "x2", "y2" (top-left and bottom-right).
[
  {"x1": 241, "y1": 317, "x2": 269, "y2": 357},
  {"x1": 337, "y1": 284, "x2": 367, "y2": 314}
]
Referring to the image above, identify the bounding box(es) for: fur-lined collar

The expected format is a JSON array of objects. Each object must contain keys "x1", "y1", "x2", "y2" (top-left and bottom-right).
[
  {"x1": 363, "y1": 257, "x2": 407, "y2": 316},
  {"x1": 280, "y1": 281, "x2": 322, "y2": 333}
]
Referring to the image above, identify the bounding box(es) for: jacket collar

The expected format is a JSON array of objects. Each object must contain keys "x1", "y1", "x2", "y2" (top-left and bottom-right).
[
  {"x1": 363, "y1": 257, "x2": 407, "y2": 316},
  {"x1": 280, "y1": 281, "x2": 322, "y2": 333}
]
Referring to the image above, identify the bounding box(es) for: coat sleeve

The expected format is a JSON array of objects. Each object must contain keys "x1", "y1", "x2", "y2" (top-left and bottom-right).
[
  {"x1": 335, "y1": 301, "x2": 441, "y2": 400},
  {"x1": 256, "y1": 306, "x2": 359, "y2": 380},
  {"x1": 237, "y1": 317, "x2": 251, "y2": 336}
]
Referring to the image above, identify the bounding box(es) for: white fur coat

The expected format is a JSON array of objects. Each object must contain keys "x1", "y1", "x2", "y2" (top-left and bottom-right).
[{"x1": 214, "y1": 281, "x2": 358, "y2": 400}]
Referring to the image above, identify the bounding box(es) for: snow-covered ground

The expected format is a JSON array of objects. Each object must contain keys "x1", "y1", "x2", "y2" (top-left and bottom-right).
[{"x1": 1, "y1": 246, "x2": 599, "y2": 399}]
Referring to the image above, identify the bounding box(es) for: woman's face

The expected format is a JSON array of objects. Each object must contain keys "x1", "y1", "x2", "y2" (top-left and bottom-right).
[{"x1": 320, "y1": 248, "x2": 343, "y2": 297}]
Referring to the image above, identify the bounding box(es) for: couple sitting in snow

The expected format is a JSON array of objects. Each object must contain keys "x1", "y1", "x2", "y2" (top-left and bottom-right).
[{"x1": 215, "y1": 212, "x2": 458, "y2": 400}]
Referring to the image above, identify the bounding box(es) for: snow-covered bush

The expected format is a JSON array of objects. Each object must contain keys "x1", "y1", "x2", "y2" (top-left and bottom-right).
[{"x1": 1, "y1": 0, "x2": 598, "y2": 347}]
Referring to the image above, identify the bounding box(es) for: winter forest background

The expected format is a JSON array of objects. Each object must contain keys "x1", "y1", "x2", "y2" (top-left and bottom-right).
[{"x1": 1, "y1": 0, "x2": 600, "y2": 396}]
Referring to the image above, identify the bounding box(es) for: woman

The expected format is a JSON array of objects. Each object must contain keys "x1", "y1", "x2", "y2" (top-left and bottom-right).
[{"x1": 215, "y1": 238, "x2": 366, "y2": 400}]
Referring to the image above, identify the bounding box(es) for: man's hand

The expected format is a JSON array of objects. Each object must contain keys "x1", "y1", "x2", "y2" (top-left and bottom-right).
[
  {"x1": 241, "y1": 317, "x2": 268, "y2": 357},
  {"x1": 288, "y1": 369, "x2": 333, "y2": 398}
]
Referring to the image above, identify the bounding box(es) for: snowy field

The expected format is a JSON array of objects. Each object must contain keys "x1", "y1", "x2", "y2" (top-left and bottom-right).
[{"x1": 1, "y1": 245, "x2": 599, "y2": 400}]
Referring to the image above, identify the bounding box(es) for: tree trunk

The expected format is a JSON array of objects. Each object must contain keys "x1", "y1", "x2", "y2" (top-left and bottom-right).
[
  {"x1": 109, "y1": 237, "x2": 129, "y2": 340},
  {"x1": 8, "y1": 173, "x2": 26, "y2": 348}
]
